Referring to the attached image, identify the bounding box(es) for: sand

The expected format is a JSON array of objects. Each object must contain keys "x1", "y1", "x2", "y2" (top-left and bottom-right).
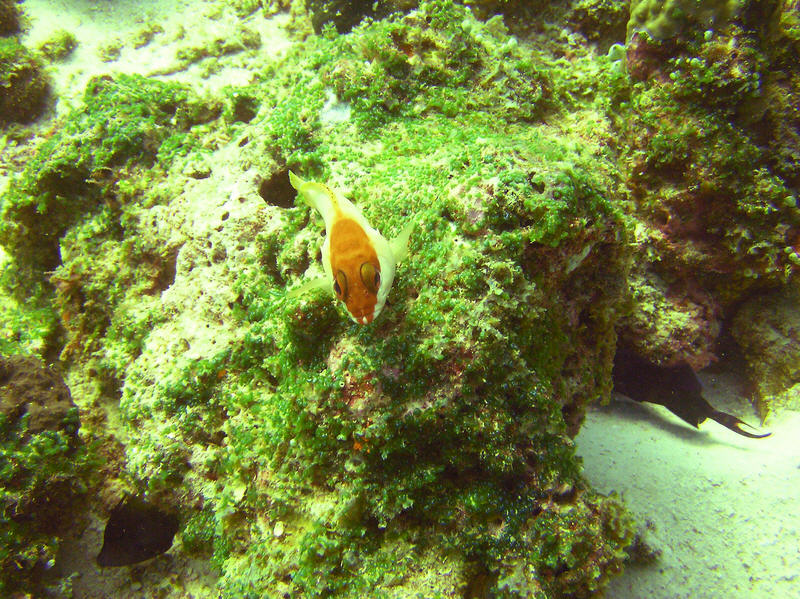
[{"x1": 576, "y1": 368, "x2": 800, "y2": 599}]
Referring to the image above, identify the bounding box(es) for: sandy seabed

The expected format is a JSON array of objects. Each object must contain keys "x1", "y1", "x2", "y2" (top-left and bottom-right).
[{"x1": 576, "y1": 368, "x2": 800, "y2": 599}]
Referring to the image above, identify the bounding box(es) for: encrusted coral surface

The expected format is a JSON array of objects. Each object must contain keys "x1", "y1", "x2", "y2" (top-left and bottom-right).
[
  {"x1": 618, "y1": 0, "x2": 800, "y2": 367},
  {"x1": 0, "y1": 36, "x2": 49, "y2": 123},
  {"x1": 109, "y1": 5, "x2": 634, "y2": 596},
  {"x1": 0, "y1": 355, "x2": 90, "y2": 596},
  {"x1": 732, "y1": 283, "x2": 800, "y2": 419},
  {"x1": 0, "y1": 0, "x2": 798, "y2": 597}
]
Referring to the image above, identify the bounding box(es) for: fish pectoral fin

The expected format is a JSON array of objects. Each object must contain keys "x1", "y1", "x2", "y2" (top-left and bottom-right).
[
  {"x1": 390, "y1": 221, "x2": 414, "y2": 263},
  {"x1": 287, "y1": 276, "x2": 330, "y2": 298},
  {"x1": 710, "y1": 410, "x2": 772, "y2": 439}
]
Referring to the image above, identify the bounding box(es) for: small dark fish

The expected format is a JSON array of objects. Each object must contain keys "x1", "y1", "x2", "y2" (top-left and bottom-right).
[
  {"x1": 612, "y1": 344, "x2": 770, "y2": 439},
  {"x1": 96, "y1": 496, "x2": 179, "y2": 567}
]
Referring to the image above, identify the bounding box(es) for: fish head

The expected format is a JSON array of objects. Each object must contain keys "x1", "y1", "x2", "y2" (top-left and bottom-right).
[
  {"x1": 332, "y1": 260, "x2": 384, "y2": 324},
  {"x1": 329, "y1": 217, "x2": 387, "y2": 325}
]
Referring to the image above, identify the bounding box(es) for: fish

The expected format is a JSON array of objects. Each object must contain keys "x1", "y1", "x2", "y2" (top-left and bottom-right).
[
  {"x1": 612, "y1": 343, "x2": 770, "y2": 439},
  {"x1": 288, "y1": 171, "x2": 412, "y2": 324},
  {"x1": 96, "y1": 496, "x2": 179, "y2": 567}
]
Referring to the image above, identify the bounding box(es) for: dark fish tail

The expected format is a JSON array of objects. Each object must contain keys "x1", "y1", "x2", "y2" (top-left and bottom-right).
[{"x1": 709, "y1": 410, "x2": 771, "y2": 439}]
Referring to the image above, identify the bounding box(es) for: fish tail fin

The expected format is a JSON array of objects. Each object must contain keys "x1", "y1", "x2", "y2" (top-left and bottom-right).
[
  {"x1": 390, "y1": 221, "x2": 414, "y2": 263},
  {"x1": 288, "y1": 171, "x2": 336, "y2": 226},
  {"x1": 710, "y1": 410, "x2": 771, "y2": 439},
  {"x1": 288, "y1": 170, "x2": 306, "y2": 190}
]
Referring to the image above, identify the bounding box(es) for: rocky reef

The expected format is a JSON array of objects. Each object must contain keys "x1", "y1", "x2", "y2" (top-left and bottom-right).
[
  {"x1": 0, "y1": 355, "x2": 91, "y2": 596},
  {"x1": 0, "y1": 33, "x2": 49, "y2": 124},
  {"x1": 619, "y1": 0, "x2": 800, "y2": 370},
  {"x1": 732, "y1": 283, "x2": 800, "y2": 418},
  {"x1": 0, "y1": 0, "x2": 798, "y2": 597}
]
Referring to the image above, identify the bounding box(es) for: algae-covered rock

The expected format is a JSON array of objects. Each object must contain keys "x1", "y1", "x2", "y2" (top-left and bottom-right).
[
  {"x1": 106, "y1": 3, "x2": 635, "y2": 597},
  {"x1": 627, "y1": 0, "x2": 743, "y2": 41},
  {"x1": 1, "y1": 1, "x2": 642, "y2": 596},
  {"x1": 0, "y1": 73, "x2": 219, "y2": 285},
  {"x1": 306, "y1": 0, "x2": 395, "y2": 33},
  {"x1": 0, "y1": 73, "x2": 221, "y2": 376},
  {"x1": 304, "y1": 0, "x2": 424, "y2": 34},
  {"x1": 621, "y1": 269, "x2": 720, "y2": 369},
  {"x1": 0, "y1": 0, "x2": 20, "y2": 36},
  {"x1": 617, "y1": 2, "x2": 800, "y2": 366},
  {"x1": 569, "y1": 0, "x2": 629, "y2": 49},
  {"x1": 0, "y1": 36, "x2": 49, "y2": 124},
  {"x1": 0, "y1": 355, "x2": 77, "y2": 436},
  {"x1": 318, "y1": 2, "x2": 552, "y2": 127},
  {"x1": 731, "y1": 284, "x2": 800, "y2": 419},
  {"x1": 38, "y1": 29, "x2": 78, "y2": 61},
  {"x1": 0, "y1": 252, "x2": 60, "y2": 358},
  {"x1": 0, "y1": 355, "x2": 90, "y2": 596}
]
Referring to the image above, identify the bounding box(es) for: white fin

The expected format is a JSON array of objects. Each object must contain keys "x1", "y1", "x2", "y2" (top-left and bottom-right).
[
  {"x1": 390, "y1": 222, "x2": 414, "y2": 263},
  {"x1": 287, "y1": 276, "x2": 330, "y2": 298},
  {"x1": 288, "y1": 171, "x2": 337, "y2": 229}
]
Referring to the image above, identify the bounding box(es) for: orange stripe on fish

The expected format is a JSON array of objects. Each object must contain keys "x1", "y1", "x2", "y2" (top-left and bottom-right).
[{"x1": 288, "y1": 171, "x2": 412, "y2": 324}]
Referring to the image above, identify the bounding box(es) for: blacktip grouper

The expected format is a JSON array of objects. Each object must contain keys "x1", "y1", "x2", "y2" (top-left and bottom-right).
[{"x1": 612, "y1": 343, "x2": 770, "y2": 439}]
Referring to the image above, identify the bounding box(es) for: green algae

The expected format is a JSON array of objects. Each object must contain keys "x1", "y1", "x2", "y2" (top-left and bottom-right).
[
  {"x1": 0, "y1": 73, "x2": 217, "y2": 270},
  {"x1": 619, "y1": 4, "x2": 800, "y2": 366},
  {"x1": 0, "y1": 357, "x2": 95, "y2": 597},
  {"x1": 0, "y1": 1, "x2": 643, "y2": 595},
  {"x1": 0, "y1": 36, "x2": 49, "y2": 124},
  {"x1": 0, "y1": 73, "x2": 220, "y2": 362},
  {"x1": 627, "y1": 0, "x2": 743, "y2": 41},
  {"x1": 0, "y1": 266, "x2": 59, "y2": 358},
  {"x1": 317, "y1": 6, "x2": 552, "y2": 130},
  {"x1": 0, "y1": 417, "x2": 90, "y2": 595},
  {"x1": 0, "y1": 1, "x2": 794, "y2": 594}
]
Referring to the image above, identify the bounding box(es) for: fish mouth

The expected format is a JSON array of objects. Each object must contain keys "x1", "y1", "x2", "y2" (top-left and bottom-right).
[{"x1": 351, "y1": 311, "x2": 374, "y2": 325}]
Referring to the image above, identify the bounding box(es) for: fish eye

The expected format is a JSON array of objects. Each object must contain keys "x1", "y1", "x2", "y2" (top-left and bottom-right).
[
  {"x1": 360, "y1": 262, "x2": 381, "y2": 294},
  {"x1": 333, "y1": 271, "x2": 347, "y2": 300}
]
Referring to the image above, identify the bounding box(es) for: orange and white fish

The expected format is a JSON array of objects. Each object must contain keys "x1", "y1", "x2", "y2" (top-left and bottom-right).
[{"x1": 288, "y1": 171, "x2": 412, "y2": 324}]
